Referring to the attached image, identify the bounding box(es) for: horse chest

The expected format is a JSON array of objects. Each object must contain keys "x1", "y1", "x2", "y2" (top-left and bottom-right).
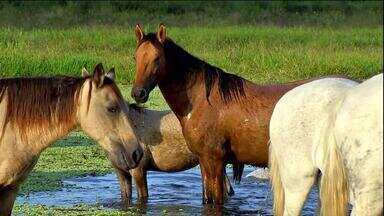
[
  {"x1": 182, "y1": 111, "x2": 213, "y2": 137},
  {"x1": 0, "y1": 155, "x2": 38, "y2": 186}
]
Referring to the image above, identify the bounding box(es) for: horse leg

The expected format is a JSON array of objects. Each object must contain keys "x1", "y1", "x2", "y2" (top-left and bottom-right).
[
  {"x1": 199, "y1": 158, "x2": 213, "y2": 204},
  {"x1": 212, "y1": 159, "x2": 225, "y2": 205},
  {"x1": 280, "y1": 166, "x2": 317, "y2": 216},
  {"x1": 223, "y1": 169, "x2": 234, "y2": 198},
  {"x1": 272, "y1": 144, "x2": 317, "y2": 216},
  {"x1": 199, "y1": 152, "x2": 225, "y2": 205},
  {"x1": 131, "y1": 168, "x2": 148, "y2": 204},
  {"x1": 0, "y1": 185, "x2": 19, "y2": 216},
  {"x1": 352, "y1": 192, "x2": 383, "y2": 216},
  {"x1": 116, "y1": 169, "x2": 132, "y2": 208},
  {"x1": 350, "y1": 175, "x2": 383, "y2": 216}
]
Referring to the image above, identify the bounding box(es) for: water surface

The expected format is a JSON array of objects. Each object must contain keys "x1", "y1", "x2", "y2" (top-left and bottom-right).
[{"x1": 17, "y1": 167, "x2": 319, "y2": 215}]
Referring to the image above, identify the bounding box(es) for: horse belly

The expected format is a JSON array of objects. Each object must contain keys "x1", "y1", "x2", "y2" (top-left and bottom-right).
[
  {"x1": 150, "y1": 140, "x2": 198, "y2": 172},
  {"x1": 0, "y1": 155, "x2": 38, "y2": 187},
  {"x1": 228, "y1": 128, "x2": 269, "y2": 167}
]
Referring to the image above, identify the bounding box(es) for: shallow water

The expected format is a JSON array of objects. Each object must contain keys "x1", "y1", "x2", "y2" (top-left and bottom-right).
[{"x1": 17, "y1": 166, "x2": 319, "y2": 215}]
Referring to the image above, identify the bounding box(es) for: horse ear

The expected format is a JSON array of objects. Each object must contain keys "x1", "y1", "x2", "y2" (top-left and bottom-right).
[
  {"x1": 157, "y1": 23, "x2": 166, "y2": 44},
  {"x1": 93, "y1": 63, "x2": 105, "y2": 86},
  {"x1": 105, "y1": 67, "x2": 115, "y2": 81},
  {"x1": 82, "y1": 67, "x2": 90, "y2": 77},
  {"x1": 135, "y1": 24, "x2": 144, "y2": 43}
]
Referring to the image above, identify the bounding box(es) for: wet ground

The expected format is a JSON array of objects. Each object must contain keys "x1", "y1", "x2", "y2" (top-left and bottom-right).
[{"x1": 17, "y1": 166, "x2": 319, "y2": 215}]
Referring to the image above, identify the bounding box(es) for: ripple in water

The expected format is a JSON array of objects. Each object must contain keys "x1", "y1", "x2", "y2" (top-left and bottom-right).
[{"x1": 17, "y1": 166, "x2": 319, "y2": 215}]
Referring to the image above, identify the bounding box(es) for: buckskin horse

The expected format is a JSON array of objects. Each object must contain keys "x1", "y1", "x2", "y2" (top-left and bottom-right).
[
  {"x1": 130, "y1": 24, "x2": 316, "y2": 205},
  {"x1": 0, "y1": 63, "x2": 143, "y2": 215}
]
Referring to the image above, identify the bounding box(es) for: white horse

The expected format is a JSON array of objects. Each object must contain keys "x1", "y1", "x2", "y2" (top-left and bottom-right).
[{"x1": 269, "y1": 73, "x2": 383, "y2": 215}]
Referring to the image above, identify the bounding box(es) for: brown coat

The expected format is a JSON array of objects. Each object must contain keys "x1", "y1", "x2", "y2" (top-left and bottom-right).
[{"x1": 117, "y1": 105, "x2": 233, "y2": 205}]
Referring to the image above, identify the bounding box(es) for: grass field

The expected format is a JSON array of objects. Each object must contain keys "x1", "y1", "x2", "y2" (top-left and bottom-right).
[
  {"x1": 0, "y1": 26, "x2": 382, "y2": 83},
  {"x1": 2, "y1": 1, "x2": 383, "y2": 215}
]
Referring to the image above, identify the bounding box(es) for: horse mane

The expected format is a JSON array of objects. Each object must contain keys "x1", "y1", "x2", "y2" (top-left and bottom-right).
[
  {"x1": 0, "y1": 76, "x2": 86, "y2": 139},
  {"x1": 140, "y1": 33, "x2": 246, "y2": 104}
]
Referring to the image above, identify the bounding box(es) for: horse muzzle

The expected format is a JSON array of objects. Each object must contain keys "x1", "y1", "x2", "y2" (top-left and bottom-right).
[
  {"x1": 109, "y1": 145, "x2": 143, "y2": 171},
  {"x1": 131, "y1": 86, "x2": 149, "y2": 103}
]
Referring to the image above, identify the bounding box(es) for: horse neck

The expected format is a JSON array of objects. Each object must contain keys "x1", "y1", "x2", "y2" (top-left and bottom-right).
[
  {"x1": 22, "y1": 89, "x2": 80, "y2": 155},
  {"x1": 158, "y1": 43, "x2": 206, "y2": 120},
  {"x1": 27, "y1": 116, "x2": 77, "y2": 154}
]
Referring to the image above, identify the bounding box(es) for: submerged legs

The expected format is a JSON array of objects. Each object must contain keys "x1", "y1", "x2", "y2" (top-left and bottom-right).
[
  {"x1": 199, "y1": 151, "x2": 225, "y2": 205},
  {"x1": 131, "y1": 168, "x2": 148, "y2": 204},
  {"x1": 116, "y1": 169, "x2": 133, "y2": 208},
  {"x1": 0, "y1": 185, "x2": 19, "y2": 216}
]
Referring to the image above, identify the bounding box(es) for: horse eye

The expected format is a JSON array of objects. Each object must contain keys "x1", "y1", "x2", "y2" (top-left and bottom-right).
[{"x1": 107, "y1": 106, "x2": 119, "y2": 113}]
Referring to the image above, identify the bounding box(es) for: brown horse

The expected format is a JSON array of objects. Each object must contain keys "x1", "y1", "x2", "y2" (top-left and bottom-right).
[
  {"x1": 131, "y1": 24, "x2": 316, "y2": 205},
  {"x1": 114, "y1": 103, "x2": 234, "y2": 206},
  {"x1": 0, "y1": 63, "x2": 143, "y2": 215}
]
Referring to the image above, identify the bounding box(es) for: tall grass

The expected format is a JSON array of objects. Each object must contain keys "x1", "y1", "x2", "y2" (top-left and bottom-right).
[{"x1": 0, "y1": 26, "x2": 382, "y2": 84}]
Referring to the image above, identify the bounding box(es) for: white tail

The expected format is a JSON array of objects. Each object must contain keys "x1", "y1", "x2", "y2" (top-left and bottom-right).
[
  {"x1": 320, "y1": 131, "x2": 349, "y2": 215},
  {"x1": 269, "y1": 143, "x2": 285, "y2": 216}
]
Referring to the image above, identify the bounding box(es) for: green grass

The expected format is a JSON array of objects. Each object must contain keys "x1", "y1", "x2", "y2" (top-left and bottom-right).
[
  {"x1": 13, "y1": 204, "x2": 138, "y2": 215},
  {"x1": 0, "y1": 26, "x2": 382, "y2": 85}
]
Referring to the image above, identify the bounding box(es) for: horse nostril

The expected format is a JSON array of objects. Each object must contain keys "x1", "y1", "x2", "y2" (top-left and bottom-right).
[
  {"x1": 139, "y1": 89, "x2": 147, "y2": 99},
  {"x1": 132, "y1": 149, "x2": 142, "y2": 164},
  {"x1": 132, "y1": 87, "x2": 147, "y2": 101}
]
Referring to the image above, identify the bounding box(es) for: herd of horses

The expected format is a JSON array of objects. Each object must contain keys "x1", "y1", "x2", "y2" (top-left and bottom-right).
[{"x1": 0, "y1": 24, "x2": 382, "y2": 215}]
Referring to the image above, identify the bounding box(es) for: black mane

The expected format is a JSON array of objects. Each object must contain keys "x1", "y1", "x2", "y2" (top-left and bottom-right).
[{"x1": 140, "y1": 33, "x2": 246, "y2": 104}]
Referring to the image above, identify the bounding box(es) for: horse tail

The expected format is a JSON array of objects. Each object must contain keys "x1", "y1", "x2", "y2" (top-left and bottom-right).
[
  {"x1": 320, "y1": 131, "x2": 349, "y2": 215},
  {"x1": 269, "y1": 142, "x2": 284, "y2": 216},
  {"x1": 233, "y1": 162, "x2": 244, "y2": 184}
]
